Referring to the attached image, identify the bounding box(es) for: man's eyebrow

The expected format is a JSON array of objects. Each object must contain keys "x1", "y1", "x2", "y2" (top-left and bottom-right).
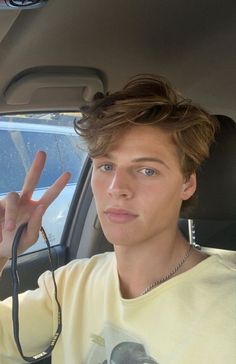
[
  {"x1": 95, "y1": 154, "x2": 170, "y2": 169},
  {"x1": 131, "y1": 157, "x2": 170, "y2": 169}
]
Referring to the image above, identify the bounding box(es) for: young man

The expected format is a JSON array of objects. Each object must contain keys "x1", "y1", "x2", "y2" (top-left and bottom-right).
[{"x1": 0, "y1": 75, "x2": 235, "y2": 363}]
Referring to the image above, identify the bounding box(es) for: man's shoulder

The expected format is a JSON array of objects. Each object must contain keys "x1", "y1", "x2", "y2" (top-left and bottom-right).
[
  {"x1": 175, "y1": 254, "x2": 236, "y2": 296},
  {"x1": 213, "y1": 253, "x2": 236, "y2": 274},
  {"x1": 193, "y1": 254, "x2": 236, "y2": 295},
  {"x1": 56, "y1": 251, "x2": 115, "y2": 278}
]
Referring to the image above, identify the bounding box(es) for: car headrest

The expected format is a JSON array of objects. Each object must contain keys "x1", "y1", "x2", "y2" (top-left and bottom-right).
[{"x1": 181, "y1": 115, "x2": 236, "y2": 220}]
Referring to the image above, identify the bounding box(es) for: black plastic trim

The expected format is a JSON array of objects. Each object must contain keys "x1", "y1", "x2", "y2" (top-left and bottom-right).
[{"x1": 0, "y1": 244, "x2": 66, "y2": 300}]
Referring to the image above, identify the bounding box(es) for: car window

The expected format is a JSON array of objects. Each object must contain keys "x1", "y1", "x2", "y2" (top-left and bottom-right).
[{"x1": 0, "y1": 113, "x2": 87, "y2": 253}]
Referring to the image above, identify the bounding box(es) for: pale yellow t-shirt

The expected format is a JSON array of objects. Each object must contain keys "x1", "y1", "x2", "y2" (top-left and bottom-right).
[{"x1": 0, "y1": 252, "x2": 236, "y2": 363}]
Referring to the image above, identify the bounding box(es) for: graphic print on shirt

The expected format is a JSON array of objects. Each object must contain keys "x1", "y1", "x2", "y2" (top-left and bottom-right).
[{"x1": 85, "y1": 323, "x2": 159, "y2": 363}]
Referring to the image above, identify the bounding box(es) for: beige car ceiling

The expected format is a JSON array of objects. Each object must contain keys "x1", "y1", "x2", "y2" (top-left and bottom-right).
[{"x1": 0, "y1": 0, "x2": 235, "y2": 119}]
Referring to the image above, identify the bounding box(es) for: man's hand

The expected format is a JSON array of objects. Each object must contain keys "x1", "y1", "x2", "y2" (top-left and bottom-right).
[{"x1": 0, "y1": 151, "x2": 71, "y2": 258}]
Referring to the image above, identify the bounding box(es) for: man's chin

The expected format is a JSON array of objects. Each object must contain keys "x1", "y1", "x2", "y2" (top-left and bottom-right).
[
  {"x1": 100, "y1": 220, "x2": 140, "y2": 245},
  {"x1": 102, "y1": 231, "x2": 137, "y2": 248}
]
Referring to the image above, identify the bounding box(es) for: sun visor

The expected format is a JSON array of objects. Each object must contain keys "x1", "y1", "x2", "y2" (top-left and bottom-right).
[{"x1": 4, "y1": 67, "x2": 105, "y2": 107}]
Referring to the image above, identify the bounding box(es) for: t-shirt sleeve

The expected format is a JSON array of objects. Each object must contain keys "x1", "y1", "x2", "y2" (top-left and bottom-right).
[{"x1": 0, "y1": 270, "x2": 57, "y2": 363}]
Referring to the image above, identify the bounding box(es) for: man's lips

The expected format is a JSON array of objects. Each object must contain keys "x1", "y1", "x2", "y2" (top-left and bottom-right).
[{"x1": 104, "y1": 208, "x2": 138, "y2": 223}]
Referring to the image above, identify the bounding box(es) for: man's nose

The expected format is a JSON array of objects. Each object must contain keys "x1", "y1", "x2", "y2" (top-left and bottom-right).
[{"x1": 108, "y1": 170, "x2": 133, "y2": 199}]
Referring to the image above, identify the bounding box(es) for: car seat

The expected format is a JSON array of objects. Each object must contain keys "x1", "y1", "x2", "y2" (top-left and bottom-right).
[{"x1": 179, "y1": 115, "x2": 236, "y2": 252}]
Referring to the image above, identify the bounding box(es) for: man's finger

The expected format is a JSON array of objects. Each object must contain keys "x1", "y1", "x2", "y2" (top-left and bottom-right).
[
  {"x1": 0, "y1": 222, "x2": 3, "y2": 242},
  {"x1": 18, "y1": 204, "x2": 46, "y2": 252},
  {"x1": 4, "y1": 192, "x2": 20, "y2": 231},
  {"x1": 0, "y1": 202, "x2": 5, "y2": 222},
  {"x1": 21, "y1": 151, "x2": 47, "y2": 201},
  {"x1": 39, "y1": 172, "x2": 71, "y2": 207}
]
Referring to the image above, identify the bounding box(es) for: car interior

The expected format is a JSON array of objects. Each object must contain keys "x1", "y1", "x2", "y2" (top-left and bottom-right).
[{"x1": 0, "y1": 1, "x2": 235, "y2": 363}]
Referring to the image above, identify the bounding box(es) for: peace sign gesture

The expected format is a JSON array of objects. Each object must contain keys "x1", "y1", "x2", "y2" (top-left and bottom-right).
[{"x1": 0, "y1": 151, "x2": 71, "y2": 259}]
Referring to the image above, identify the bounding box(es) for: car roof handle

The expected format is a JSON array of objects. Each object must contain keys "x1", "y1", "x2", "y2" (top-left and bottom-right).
[{"x1": 4, "y1": 67, "x2": 104, "y2": 106}]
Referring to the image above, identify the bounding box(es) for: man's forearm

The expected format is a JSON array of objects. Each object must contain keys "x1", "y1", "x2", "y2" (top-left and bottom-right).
[{"x1": 0, "y1": 257, "x2": 8, "y2": 277}]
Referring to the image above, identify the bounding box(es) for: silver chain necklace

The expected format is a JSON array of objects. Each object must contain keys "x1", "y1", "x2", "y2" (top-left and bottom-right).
[{"x1": 141, "y1": 245, "x2": 193, "y2": 295}]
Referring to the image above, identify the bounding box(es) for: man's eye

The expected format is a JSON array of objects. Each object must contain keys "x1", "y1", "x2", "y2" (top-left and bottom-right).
[
  {"x1": 100, "y1": 164, "x2": 113, "y2": 172},
  {"x1": 139, "y1": 168, "x2": 157, "y2": 176}
]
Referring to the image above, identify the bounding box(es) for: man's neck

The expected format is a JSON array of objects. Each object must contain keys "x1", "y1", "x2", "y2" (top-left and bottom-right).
[{"x1": 114, "y1": 229, "x2": 201, "y2": 299}]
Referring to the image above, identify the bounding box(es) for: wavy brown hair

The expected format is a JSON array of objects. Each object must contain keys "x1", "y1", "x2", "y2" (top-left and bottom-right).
[{"x1": 74, "y1": 74, "x2": 218, "y2": 211}]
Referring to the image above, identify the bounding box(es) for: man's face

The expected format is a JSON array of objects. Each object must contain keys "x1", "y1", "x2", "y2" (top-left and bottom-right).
[{"x1": 91, "y1": 125, "x2": 196, "y2": 247}]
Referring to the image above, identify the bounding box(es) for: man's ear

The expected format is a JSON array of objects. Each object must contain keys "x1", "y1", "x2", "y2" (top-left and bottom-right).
[{"x1": 181, "y1": 173, "x2": 197, "y2": 201}]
